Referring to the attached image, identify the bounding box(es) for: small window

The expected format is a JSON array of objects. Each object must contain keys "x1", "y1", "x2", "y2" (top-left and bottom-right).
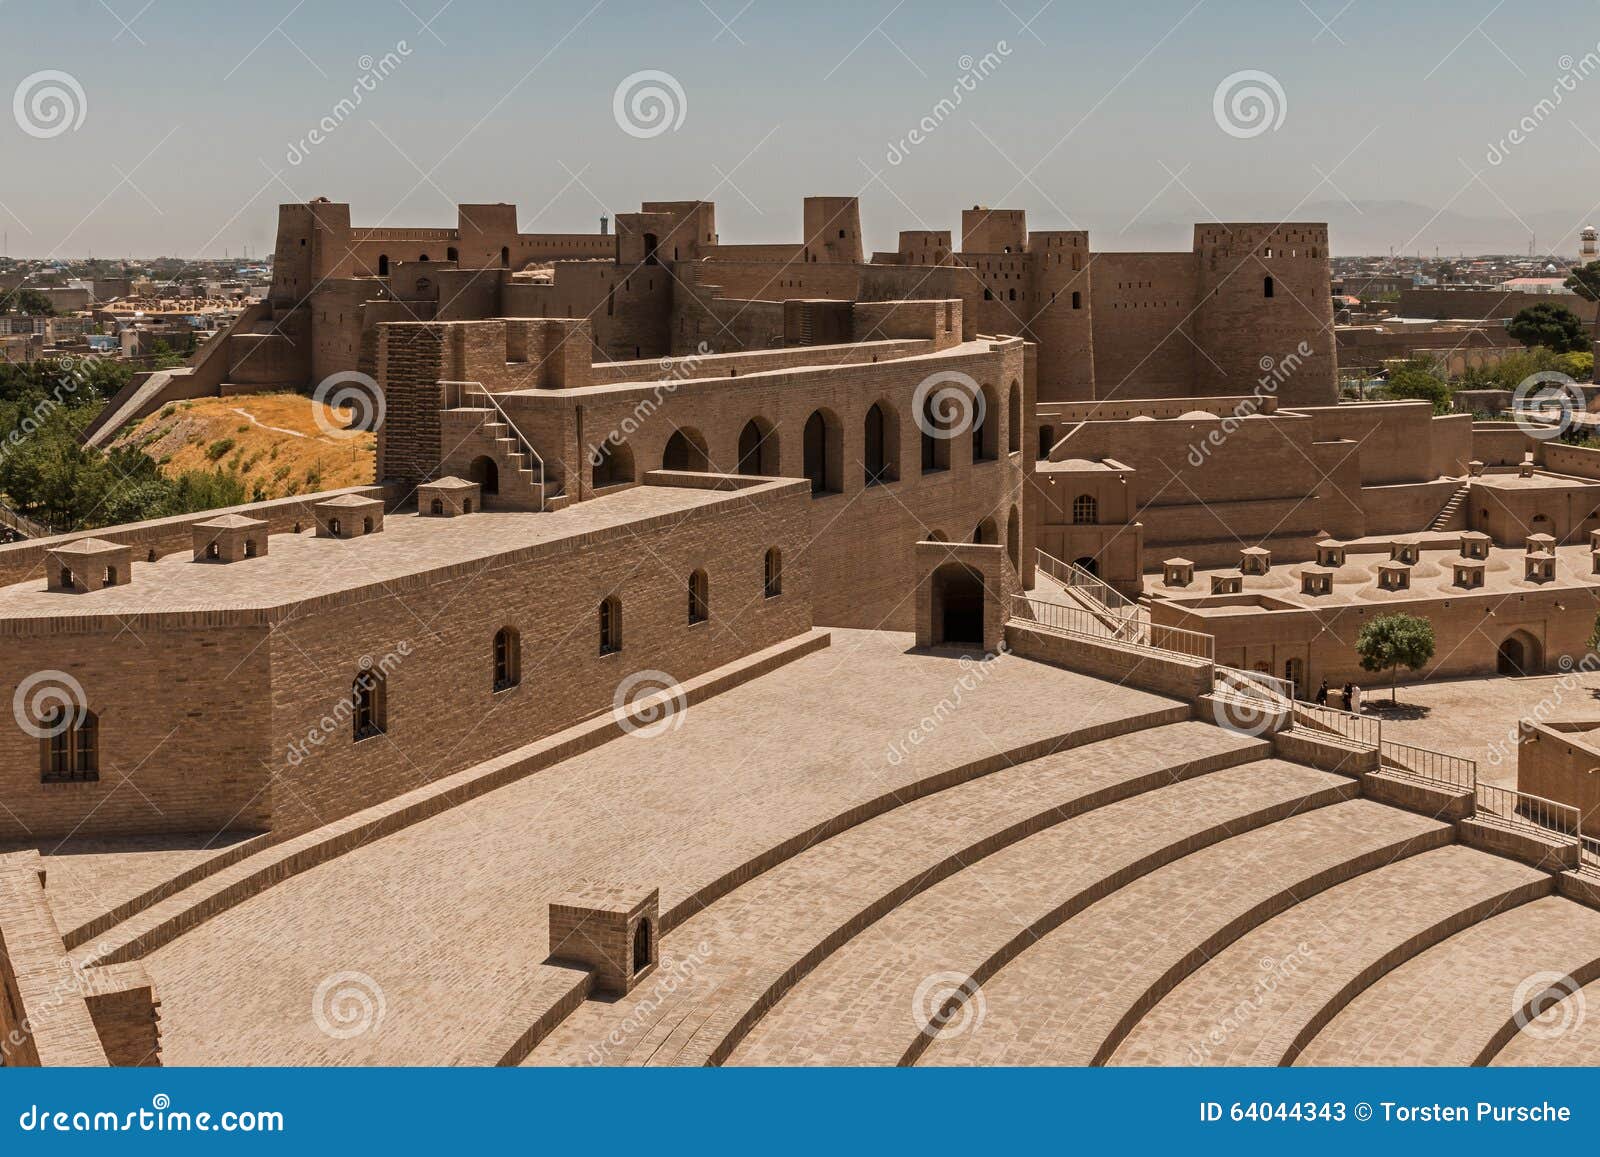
[
  {"x1": 1071, "y1": 291, "x2": 1081, "y2": 309},
  {"x1": 329, "y1": 518, "x2": 342, "y2": 536},
  {"x1": 599, "y1": 596, "x2": 622, "y2": 654},
  {"x1": 244, "y1": 539, "x2": 258, "y2": 558},
  {"x1": 103, "y1": 567, "x2": 117, "y2": 587},
  {"x1": 493, "y1": 627, "x2": 521, "y2": 692},
  {"x1": 1264, "y1": 275, "x2": 1274, "y2": 298},
  {"x1": 688, "y1": 569, "x2": 709, "y2": 624},
  {"x1": 633, "y1": 918, "x2": 653, "y2": 974},
  {"x1": 353, "y1": 668, "x2": 386, "y2": 741},
  {"x1": 430, "y1": 498, "x2": 444, "y2": 515},
  {"x1": 362, "y1": 517, "x2": 374, "y2": 535},
  {"x1": 59, "y1": 567, "x2": 74, "y2": 589},
  {"x1": 764, "y1": 548, "x2": 782, "y2": 598},
  {"x1": 207, "y1": 542, "x2": 220, "y2": 560},
  {"x1": 41, "y1": 708, "x2": 98, "y2": 783},
  {"x1": 1073, "y1": 494, "x2": 1098, "y2": 525}
]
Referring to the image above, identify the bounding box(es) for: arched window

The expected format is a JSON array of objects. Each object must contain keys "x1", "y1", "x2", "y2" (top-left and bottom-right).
[
  {"x1": 972, "y1": 386, "x2": 999, "y2": 461},
  {"x1": 803, "y1": 409, "x2": 839, "y2": 494},
  {"x1": 921, "y1": 392, "x2": 951, "y2": 473},
  {"x1": 493, "y1": 627, "x2": 521, "y2": 692},
  {"x1": 662, "y1": 429, "x2": 708, "y2": 472},
  {"x1": 593, "y1": 441, "x2": 634, "y2": 488},
  {"x1": 864, "y1": 403, "x2": 894, "y2": 484},
  {"x1": 688, "y1": 569, "x2": 709, "y2": 624},
  {"x1": 1263, "y1": 275, "x2": 1274, "y2": 298},
  {"x1": 1073, "y1": 494, "x2": 1097, "y2": 524},
  {"x1": 972, "y1": 518, "x2": 996, "y2": 544},
  {"x1": 353, "y1": 668, "x2": 386, "y2": 741},
  {"x1": 500, "y1": 246, "x2": 510, "y2": 268},
  {"x1": 1007, "y1": 381, "x2": 1022, "y2": 453},
  {"x1": 41, "y1": 708, "x2": 97, "y2": 783},
  {"x1": 599, "y1": 596, "x2": 622, "y2": 654},
  {"x1": 764, "y1": 548, "x2": 782, "y2": 598},
  {"x1": 643, "y1": 232, "x2": 659, "y2": 266},
  {"x1": 633, "y1": 918, "x2": 653, "y2": 974},
  {"x1": 1007, "y1": 506, "x2": 1020, "y2": 572},
  {"x1": 469, "y1": 456, "x2": 499, "y2": 496},
  {"x1": 737, "y1": 419, "x2": 777, "y2": 476},
  {"x1": 418, "y1": 253, "x2": 429, "y2": 262},
  {"x1": 377, "y1": 254, "x2": 389, "y2": 276}
]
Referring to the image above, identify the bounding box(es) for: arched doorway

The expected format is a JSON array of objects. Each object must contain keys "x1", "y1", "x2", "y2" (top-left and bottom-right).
[
  {"x1": 1284, "y1": 657, "x2": 1304, "y2": 697},
  {"x1": 1074, "y1": 556, "x2": 1098, "y2": 577},
  {"x1": 933, "y1": 563, "x2": 986, "y2": 646},
  {"x1": 1497, "y1": 631, "x2": 1542, "y2": 676},
  {"x1": 468, "y1": 455, "x2": 499, "y2": 496},
  {"x1": 662, "y1": 428, "x2": 709, "y2": 472},
  {"x1": 737, "y1": 419, "x2": 777, "y2": 476}
]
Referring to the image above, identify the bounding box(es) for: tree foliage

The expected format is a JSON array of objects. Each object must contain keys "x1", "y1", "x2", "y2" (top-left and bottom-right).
[
  {"x1": 1507, "y1": 303, "x2": 1590, "y2": 353},
  {"x1": 1384, "y1": 358, "x2": 1453, "y2": 413},
  {"x1": 1356, "y1": 612, "x2": 1437, "y2": 700}
]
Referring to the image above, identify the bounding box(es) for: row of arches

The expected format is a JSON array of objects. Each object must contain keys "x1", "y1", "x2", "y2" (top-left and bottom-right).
[
  {"x1": 632, "y1": 380, "x2": 1024, "y2": 497},
  {"x1": 374, "y1": 246, "x2": 511, "y2": 277}
]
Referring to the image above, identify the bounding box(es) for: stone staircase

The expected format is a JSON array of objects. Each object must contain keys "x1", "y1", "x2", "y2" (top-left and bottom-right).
[
  {"x1": 1428, "y1": 480, "x2": 1471, "y2": 532},
  {"x1": 439, "y1": 382, "x2": 556, "y2": 510}
]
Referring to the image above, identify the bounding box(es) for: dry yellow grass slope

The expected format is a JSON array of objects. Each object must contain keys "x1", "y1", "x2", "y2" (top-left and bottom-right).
[{"x1": 114, "y1": 392, "x2": 375, "y2": 500}]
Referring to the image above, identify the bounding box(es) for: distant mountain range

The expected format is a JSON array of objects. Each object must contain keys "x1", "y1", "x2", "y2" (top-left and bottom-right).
[{"x1": 1094, "y1": 200, "x2": 1595, "y2": 259}]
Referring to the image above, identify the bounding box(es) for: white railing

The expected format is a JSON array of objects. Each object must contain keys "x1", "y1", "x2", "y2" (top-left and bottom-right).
[
  {"x1": 445, "y1": 380, "x2": 548, "y2": 510},
  {"x1": 1380, "y1": 740, "x2": 1476, "y2": 790},
  {"x1": 1013, "y1": 594, "x2": 1214, "y2": 661},
  {"x1": 1475, "y1": 783, "x2": 1581, "y2": 855},
  {"x1": 1293, "y1": 701, "x2": 1382, "y2": 749},
  {"x1": 1213, "y1": 665, "x2": 1295, "y2": 708},
  {"x1": 1036, "y1": 549, "x2": 1138, "y2": 620}
]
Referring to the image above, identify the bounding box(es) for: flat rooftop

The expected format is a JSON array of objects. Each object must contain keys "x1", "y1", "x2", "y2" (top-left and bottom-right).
[
  {"x1": 1155, "y1": 543, "x2": 1600, "y2": 615},
  {"x1": 0, "y1": 482, "x2": 791, "y2": 624}
]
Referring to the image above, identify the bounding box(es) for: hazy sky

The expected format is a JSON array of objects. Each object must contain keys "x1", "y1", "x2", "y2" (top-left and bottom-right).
[{"x1": 5, "y1": 0, "x2": 1600, "y2": 258}]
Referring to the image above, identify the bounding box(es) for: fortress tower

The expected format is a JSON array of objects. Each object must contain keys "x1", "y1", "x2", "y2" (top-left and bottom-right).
[{"x1": 803, "y1": 197, "x2": 863, "y2": 263}]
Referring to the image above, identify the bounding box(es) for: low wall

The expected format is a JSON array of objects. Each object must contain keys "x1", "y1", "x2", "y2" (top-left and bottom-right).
[
  {"x1": 1005, "y1": 622, "x2": 1210, "y2": 700},
  {"x1": 0, "y1": 858, "x2": 109, "y2": 1067},
  {"x1": 1518, "y1": 720, "x2": 1600, "y2": 838}
]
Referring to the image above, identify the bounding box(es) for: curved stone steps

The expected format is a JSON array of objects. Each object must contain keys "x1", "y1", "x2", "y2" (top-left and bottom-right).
[
  {"x1": 720, "y1": 759, "x2": 1356, "y2": 1067},
  {"x1": 1295, "y1": 896, "x2": 1600, "y2": 1066},
  {"x1": 917, "y1": 799, "x2": 1451, "y2": 1067},
  {"x1": 1108, "y1": 845, "x2": 1552, "y2": 1066},
  {"x1": 1489, "y1": 975, "x2": 1600, "y2": 1066},
  {"x1": 523, "y1": 720, "x2": 1270, "y2": 1065}
]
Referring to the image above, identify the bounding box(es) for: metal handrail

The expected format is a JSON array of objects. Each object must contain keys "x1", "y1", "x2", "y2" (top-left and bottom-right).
[
  {"x1": 447, "y1": 380, "x2": 547, "y2": 511},
  {"x1": 1036, "y1": 548, "x2": 1137, "y2": 619},
  {"x1": 1474, "y1": 783, "x2": 1581, "y2": 851},
  {"x1": 1379, "y1": 739, "x2": 1477, "y2": 790},
  {"x1": 1016, "y1": 593, "x2": 1213, "y2": 660},
  {"x1": 1291, "y1": 700, "x2": 1382, "y2": 749}
]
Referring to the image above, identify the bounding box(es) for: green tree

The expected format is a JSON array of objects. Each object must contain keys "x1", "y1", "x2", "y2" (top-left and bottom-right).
[
  {"x1": 1507, "y1": 303, "x2": 1590, "y2": 353},
  {"x1": 1385, "y1": 358, "x2": 1453, "y2": 413},
  {"x1": 1565, "y1": 260, "x2": 1600, "y2": 332},
  {"x1": 1356, "y1": 612, "x2": 1437, "y2": 701},
  {"x1": 0, "y1": 288, "x2": 58, "y2": 317}
]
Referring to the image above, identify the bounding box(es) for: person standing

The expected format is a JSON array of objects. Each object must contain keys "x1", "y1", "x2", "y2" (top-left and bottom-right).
[
  {"x1": 1315, "y1": 679, "x2": 1328, "y2": 706},
  {"x1": 1350, "y1": 685, "x2": 1363, "y2": 714},
  {"x1": 1342, "y1": 682, "x2": 1353, "y2": 710}
]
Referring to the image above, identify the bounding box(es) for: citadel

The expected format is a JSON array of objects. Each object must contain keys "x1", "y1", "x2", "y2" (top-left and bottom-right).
[{"x1": 4, "y1": 193, "x2": 1600, "y2": 1071}]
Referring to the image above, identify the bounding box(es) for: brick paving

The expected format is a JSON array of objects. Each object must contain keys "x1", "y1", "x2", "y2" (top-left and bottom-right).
[
  {"x1": 531, "y1": 722, "x2": 1274, "y2": 1065},
  {"x1": 1296, "y1": 896, "x2": 1600, "y2": 1066},
  {"x1": 724, "y1": 759, "x2": 1352, "y2": 1067},
  {"x1": 1109, "y1": 845, "x2": 1550, "y2": 1066},
  {"x1": 138, "y1": 629, "x2": 1173, "y2": 1064},
  {"x1": 918, "y1": 799, "x2": 1449, "y2": 1067},
  {"x1": 1490, "y1": 976, "x2": 1600, "y2": 1066}
]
